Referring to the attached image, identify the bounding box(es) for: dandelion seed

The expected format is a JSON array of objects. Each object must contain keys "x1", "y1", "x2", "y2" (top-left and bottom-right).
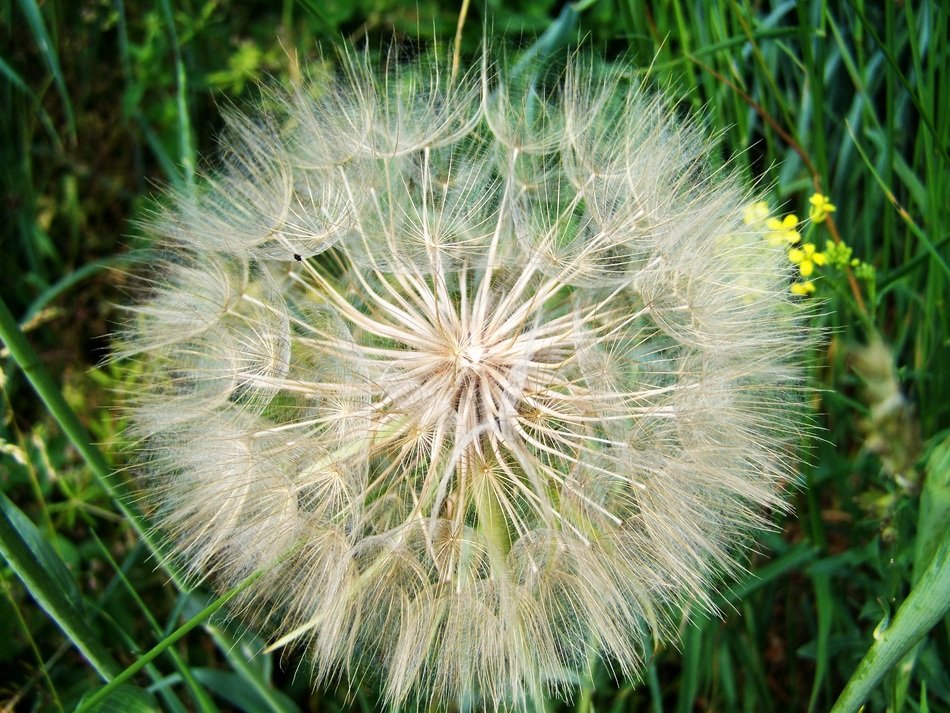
[{"x1": 118, "y1": 47, "x2": 811, "y2": 710}]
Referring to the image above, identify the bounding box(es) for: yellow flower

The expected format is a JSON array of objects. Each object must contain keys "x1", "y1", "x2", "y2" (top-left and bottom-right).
[
  {"x1": 809, "y1": 193, "x2": 837, "y2": 223},
  {"x1": 788, "y1": 242, "x2": 827, "y2": 277},
  {"x1": 765, "y1": 214, "x2": 801, "y2": 246},
  {"x1": 790, "y1": 281, "x2": 816, "y2": 296},
  {"x1": 743, "y1": 200, "x2": 770, "y2": 225}
]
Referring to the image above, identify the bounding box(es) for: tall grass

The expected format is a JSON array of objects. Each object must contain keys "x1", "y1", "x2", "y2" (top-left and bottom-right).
[{"x1": 1, "y1": 1, "x2": 946, "y2": 711}]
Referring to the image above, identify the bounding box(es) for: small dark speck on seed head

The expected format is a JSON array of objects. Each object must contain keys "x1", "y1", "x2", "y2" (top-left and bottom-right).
[{"x1": 294, "y1": 254, "x2": 302, "y2": 261}]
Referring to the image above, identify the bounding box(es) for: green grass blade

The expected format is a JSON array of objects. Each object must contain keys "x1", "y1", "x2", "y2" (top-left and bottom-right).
[
  {"x1": 200, "y1": 614, "x2": 302, "y2": 713},
  {"x1": 675, "y1": 613, "x2": 708, "y2": 713},
  {"x1": 847, "y1": 0, "x2": 947, "y2": 162},
  {"x1": 914, "y1": 436, "x2": 950, "y2": 583},
  {"x1": 0, "y1": 55, "x2": 31, "y2": 94},
  {"x1": 0, "y1": 298, "x2": 165, "y2": 559},
  {"x1": 0, "y1": 298, "x2": 285, "y2": 709},
  {"x1": 73, "y1": 571, "x2": 263, "y2": 713},
  {"x1": 76, "y1": 684, "x2": 160, "y2": 712},
  {"x1": 171, "y1": 591, "x2": 299, "y2": 713},
  {"x1": 808, "y1": 572, "x2": 834, "y2": 712},
  {"x1": 878, "y1": 236, "x2": 950, "y2": 290},
  {"x1": 511, "y1": 3, "x2": 582, "y2": 76},
  {"x1": 138, "y1": 116, "x2": 185, "y2": 184},
  {"x1": 15, "y1": 0, "x2": 76, "y2": 141},
  {"x1": 0, "y1": 492, "x2": 121, "y2": 681},
  {"x1": 22, "y1": 254, "x2": 141, "y2": 325},
  {"x1": 189, "y1": 669, "x2": 299, "y2": 713},
  {"x1": 0, "y1": 490, "x2": 80, "y2": 610},
  {"x1": 830, "y1": 529, "x2": 950, "y2": 713},
  {"x1": 159, "y1": 0, "x2": 195, "y2": 185},
  {"x1": 0, "y1": 55, "x2": 61, "y2": 147},
  {"x1": 90, "y1": 531, "x2": 220, "y2": 713},
  {"x1": 722, "y1": 543, "x2": 820, "y2": 604},
  {"x1": 845, "y1": 122, "x2": 950, "y2": 280}
]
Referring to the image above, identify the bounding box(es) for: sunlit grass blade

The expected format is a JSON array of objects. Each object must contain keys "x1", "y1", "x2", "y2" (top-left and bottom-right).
[
  {"x1": 914, "y1": 437, "x2": 950, "y2": 582},
  {"x1": 832, "y1": 436, "x2": 950, "y2": 713}
]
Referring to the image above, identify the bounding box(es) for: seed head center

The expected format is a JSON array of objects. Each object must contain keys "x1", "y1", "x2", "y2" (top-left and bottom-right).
[{"x1": 458, "y1": 342, "x2": 485, "y2": 371}]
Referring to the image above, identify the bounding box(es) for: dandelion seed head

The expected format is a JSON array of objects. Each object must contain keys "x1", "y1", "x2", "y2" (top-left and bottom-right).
[{"x1": 118, "y1": 45, "x2": 811, "y2": 710}]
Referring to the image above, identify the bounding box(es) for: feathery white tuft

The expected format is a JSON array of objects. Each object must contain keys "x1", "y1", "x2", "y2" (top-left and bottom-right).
[{"x1": 118, "y1": 47, "x2": 810, "y2": 710}]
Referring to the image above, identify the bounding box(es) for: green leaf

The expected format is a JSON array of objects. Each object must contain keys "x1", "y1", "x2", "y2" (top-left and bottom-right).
[
  {"x1": 15, "y1": 0, "x2": 76, "y2": 140},
  {"x1": 190, "y1": 669, "x2": 297, "y2": 713},
  {"x1": 0, "y1": 492, "x2": 120, "y2": 681},
  {"x1": 915, "y1": 436, "x2": 950, "y2": 584},
  {"x1": 0, "y1": 297, "x2": 168, "y2": 569},
  {"x1": 0, "y1": 491, "x2": 83, "y2": 612},
  {"x1": 73, "y1": 571, "x2": 264, "y2": 713},
  {"x1": 77, "y1": 684, "x2": 160, "y2": 713},
  {"x1": 830, "y1": 524, "x2": 950, "y2": 712}
]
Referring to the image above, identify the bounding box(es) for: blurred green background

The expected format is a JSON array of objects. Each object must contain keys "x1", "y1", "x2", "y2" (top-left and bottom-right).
[{"x1": 1, "y1": 1, "x2": 947, "y2": 711}]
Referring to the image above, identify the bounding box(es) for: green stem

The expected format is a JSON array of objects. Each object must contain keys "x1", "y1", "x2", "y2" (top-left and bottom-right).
[{"x1": 474, "y1": 479, "x2": 511, "y2": 559}]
